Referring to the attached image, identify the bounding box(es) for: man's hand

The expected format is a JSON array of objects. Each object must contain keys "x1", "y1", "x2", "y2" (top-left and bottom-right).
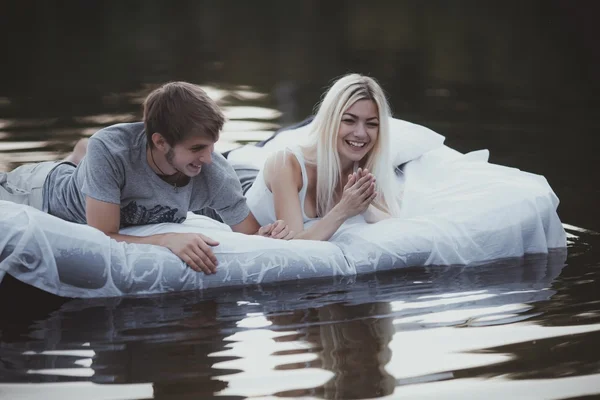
[
  {"x1": 160, "y1": 232, "x2": 220, "y2": 274},
  {"x1": 85, "y1": 197, "x2": 222, "y2": 274},
  {"x1": 258, "y1": 220, "x2": 295, "y2": 240}
]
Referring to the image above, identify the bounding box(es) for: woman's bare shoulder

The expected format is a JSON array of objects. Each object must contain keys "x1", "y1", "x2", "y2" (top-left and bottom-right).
[{"x1": 264, "y1": 148, "x2": 303, "y2": 190}]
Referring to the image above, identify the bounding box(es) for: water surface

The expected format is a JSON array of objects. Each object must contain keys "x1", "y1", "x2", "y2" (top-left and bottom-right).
[{"x1": 1, "y1": 1, "x2": 599, "y2": 398}]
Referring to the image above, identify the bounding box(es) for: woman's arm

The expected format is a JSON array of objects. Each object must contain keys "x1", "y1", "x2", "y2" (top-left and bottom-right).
[
  {"x1": 265, "y1": 150, "x2": 310, "y2": 236},
  {"x1": 291, "y1": 173, "x2": 375, "y2": 241},
  {"x1": 266, "y1": 151, "x2": 375, "y2": 241}
]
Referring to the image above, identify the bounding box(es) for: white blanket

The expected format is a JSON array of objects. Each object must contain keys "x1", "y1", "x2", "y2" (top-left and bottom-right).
[{"x1": 0, "y1": 142, "x2": 566, "y2": 298}]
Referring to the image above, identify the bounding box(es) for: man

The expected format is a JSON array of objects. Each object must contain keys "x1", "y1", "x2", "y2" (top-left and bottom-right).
[{"x1": 0, "y1": 81, "x2": 292, "y2": 274}]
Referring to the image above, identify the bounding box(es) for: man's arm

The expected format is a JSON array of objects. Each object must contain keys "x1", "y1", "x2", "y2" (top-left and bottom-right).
[
  {"x1": 230, "y1": 210, "x2": 291, "y2": 239},
  {"x1": 207, "y1": 153, "x2": 291, "y2": 239},
  {"x1": 229, "y1": 211, "x2": 261, "y2": 235},
  {"x1": 86, "y1": 196, "x2": 219, "y2": 274}
]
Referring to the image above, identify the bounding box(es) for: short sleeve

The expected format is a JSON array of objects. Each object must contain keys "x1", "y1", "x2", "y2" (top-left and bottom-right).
[
  {"x1": 81, "y1": 137, "x2": 123, "y2": 204},
  {"x1": 210, "y1": 160, "x2": 251, "y2": 226}
]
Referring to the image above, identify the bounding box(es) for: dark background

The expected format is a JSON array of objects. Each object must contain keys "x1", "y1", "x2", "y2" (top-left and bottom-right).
[
  {"x1": 1, "y1": 2, "x2": 600, "y2": 398},
  {"x1": 1, "y1": 0, "x2": 598, "y2": 230}
]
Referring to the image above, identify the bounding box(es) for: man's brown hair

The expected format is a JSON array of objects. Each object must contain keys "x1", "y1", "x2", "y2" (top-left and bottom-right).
[{"x1": 143, "y1": 81, "x2": 225, "y2": 147}]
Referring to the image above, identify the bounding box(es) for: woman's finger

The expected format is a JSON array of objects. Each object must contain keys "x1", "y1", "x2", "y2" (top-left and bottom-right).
[
  {"x1": 356, "y1": 179, "x2": 375, "y2": 196},
  {"x1": 358, "y1": 182, "x2": 376, "y2": 199},
  {"x1": 258, "y1": 223, "x2": 273, "y2": 236},
  {"x1": 272, "y1": 224, "x2": 290, "y2": 239},
  {"x1": 344, "y1": 173, "x2": 356, "y2": 190},
  {"x1": 270, "y1": 220, "x2": 286, "y2": 237},
  {"x1": 354, "y1": 172, "x2": 373, "y2": 188},
  {"x1": 362, "y1": 190, "x2": 378, "y2": 207}
]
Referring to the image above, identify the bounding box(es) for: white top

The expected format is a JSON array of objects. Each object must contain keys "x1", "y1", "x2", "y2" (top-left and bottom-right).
[{"x1": 246, "y1": 146, "x2": 319, "y2": 227}]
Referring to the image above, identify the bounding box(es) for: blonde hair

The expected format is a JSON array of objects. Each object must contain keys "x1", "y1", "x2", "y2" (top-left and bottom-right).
[{"x1": 302, "y1": 73, "x2": 401, "y2": 218}]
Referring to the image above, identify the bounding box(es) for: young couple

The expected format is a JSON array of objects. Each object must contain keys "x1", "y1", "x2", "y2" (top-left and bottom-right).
[{"x1": 0, "y1": 74, "x2": 401, "y2": 274}]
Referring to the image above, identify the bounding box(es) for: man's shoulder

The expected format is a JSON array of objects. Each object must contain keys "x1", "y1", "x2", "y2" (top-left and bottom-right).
[
  {"x1": 195, "y1": 152, "x2": 240, "y2": 191},
  {"x1": 203, "y1": 152, "x2": 235, "y2": 176},
  {"x1": 90, "y1": 122, "x2": 145, "y2": 150}
]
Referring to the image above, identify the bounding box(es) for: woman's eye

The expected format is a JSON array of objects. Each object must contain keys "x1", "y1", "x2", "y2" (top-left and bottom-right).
[
  {"x1": 342, "y1": 119, "x2": 355, "y2": 124},
  {"x1": 368, "y1": 123, "x2": 379, "y2": 128}
]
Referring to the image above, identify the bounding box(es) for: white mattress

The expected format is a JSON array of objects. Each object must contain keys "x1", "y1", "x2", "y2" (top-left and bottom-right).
[{"x1": 0, "y1": 145, "x2": 567, "y2": 298}]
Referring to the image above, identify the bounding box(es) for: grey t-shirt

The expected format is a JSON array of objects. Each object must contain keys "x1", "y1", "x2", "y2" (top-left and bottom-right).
[{"x1": 45, "y1": 122, "x2": 250, "y2": 228}]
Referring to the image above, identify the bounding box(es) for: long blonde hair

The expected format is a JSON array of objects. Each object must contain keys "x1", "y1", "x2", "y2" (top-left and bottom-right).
[{"x1": 302, "y1": 73, "x2": 401, "y2": 218}]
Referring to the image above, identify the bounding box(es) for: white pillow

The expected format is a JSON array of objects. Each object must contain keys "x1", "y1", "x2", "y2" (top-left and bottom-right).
[
  {"x1": 388, "y1": 118, "x2": 445, "y2": 166},
  {"x1": 226, "y1": 145, "x2": 269, "y2": 169},
  {"x1": 228, "y1": 117, "x2": 446, "y2": 168},
  {"x1": 261, "y1": 122, "x2": 312, "y2": 152},
  {"x1": 262, "y1": 117, "x2": 445, "y2": 166}
]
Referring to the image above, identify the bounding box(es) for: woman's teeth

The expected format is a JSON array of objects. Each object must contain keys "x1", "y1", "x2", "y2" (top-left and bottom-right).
[{"x1": 347, "y1": 140, "x2": 366, "y2": 148}]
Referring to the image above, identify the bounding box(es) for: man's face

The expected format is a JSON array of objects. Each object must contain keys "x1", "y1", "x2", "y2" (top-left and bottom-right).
[{"x1": 166, "y1": 135, "x2": 217, "y2": 177}]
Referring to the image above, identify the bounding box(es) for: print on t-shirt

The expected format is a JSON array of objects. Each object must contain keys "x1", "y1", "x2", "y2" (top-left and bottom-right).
[{"x1": 120, "y1": 200, "x2": 186, "y2": 227}]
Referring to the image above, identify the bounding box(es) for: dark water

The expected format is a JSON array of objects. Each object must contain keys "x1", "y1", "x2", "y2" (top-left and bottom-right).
[{"x1": 1, "y1": 1, "x2": 600, "y2": 398}]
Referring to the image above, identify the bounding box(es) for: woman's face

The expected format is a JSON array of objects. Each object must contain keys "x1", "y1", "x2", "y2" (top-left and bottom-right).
[{"x1": 337, "y1": 99, "x2": 379, "y2": 165}]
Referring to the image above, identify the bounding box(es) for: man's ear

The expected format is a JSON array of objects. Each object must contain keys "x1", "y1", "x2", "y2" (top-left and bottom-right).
[{"x1": 151, "y1": 132, "x2": 169, "y2": 152}]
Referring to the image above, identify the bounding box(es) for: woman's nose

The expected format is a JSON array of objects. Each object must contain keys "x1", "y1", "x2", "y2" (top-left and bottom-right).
[{"x1": 355, "y1": 123, "x2": 368, "y2": 137}]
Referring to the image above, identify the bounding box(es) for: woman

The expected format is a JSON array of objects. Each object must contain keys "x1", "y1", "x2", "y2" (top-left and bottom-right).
[{"x1": 246, "y1": 73, "x2": 401, "y2": 241}]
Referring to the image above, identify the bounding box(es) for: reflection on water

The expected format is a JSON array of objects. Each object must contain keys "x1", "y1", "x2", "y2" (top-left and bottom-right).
[
  {"x1": 0, "y1": 84, "x2": 280, "y2": 170},
  {"x1": 1, "y1": 0, "x2": 600, "y2": 398},
  {"x1": 1, "y1": 239, "x2": 600, "y2": 398}
]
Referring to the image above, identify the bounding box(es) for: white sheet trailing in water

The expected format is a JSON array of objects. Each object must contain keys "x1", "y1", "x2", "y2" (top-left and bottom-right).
[
  {"x1": 331, "y1": 146, "x2": 566, "y2": 274},
  {"x1": 0, "y1": 144, "x2": 566, "y2": 298}
]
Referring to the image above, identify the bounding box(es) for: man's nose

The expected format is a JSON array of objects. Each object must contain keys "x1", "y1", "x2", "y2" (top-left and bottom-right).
[{"x1": 200, "y1": 150, "x2": 212, "y2": 164}]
